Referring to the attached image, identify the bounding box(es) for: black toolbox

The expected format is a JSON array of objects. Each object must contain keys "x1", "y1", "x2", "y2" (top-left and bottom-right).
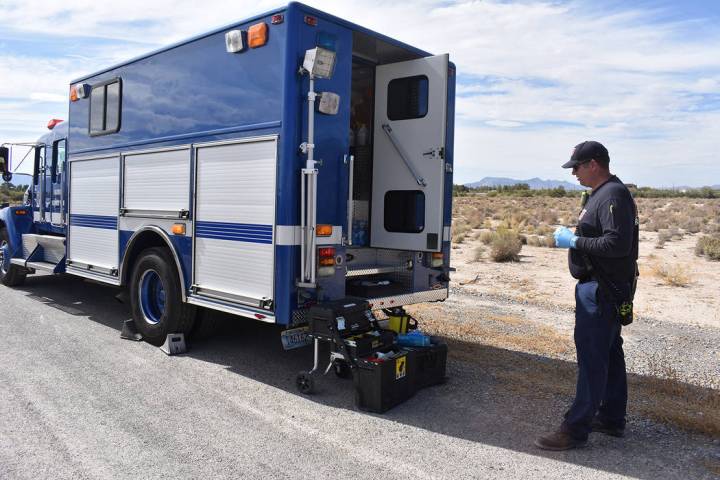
[
  {"x1": 353, "y1": 342, "x2": 448, "y2": 413},
  {"x1": 405, "y1": 343, "x2": 448, "y2": 390},
  {"x1": 354, "y1": 349, "x2": 415, "y2": 413},
  {"x1": 340, "y1": 330, "x2": 395, "y2": 358},
  {"x1": 309, "y1": 297, "x2": 374, "y2": 338}
]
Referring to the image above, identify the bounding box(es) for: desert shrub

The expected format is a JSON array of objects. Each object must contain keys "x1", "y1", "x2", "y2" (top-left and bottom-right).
[
  {"x1": 472, "y1": 245, "x2": 485, "y2": 261},
  {"x1": 656, "y1": 229, "x2": 671, "y2": 248},
  {"x1": 696, "y1": 235, "x2": 720, "y2": 260},
  {"x1": 539, "y1": 209, "x2": 558, "y2": 225},
  {"x1": 452, "y1": 222, "x2": 471, "y2": 244},
  {"x1": 468, "y1": 208, "x2": 487, "y2": 229},
  {"x1": 535, "y1": 224, "x2": 555, "y2": 236},
  {"x1": 489, "y1": 228, "x2": 523, "y2": 262},
  {"x1": 526, "y1": 235, "x2": 541, "y2": 247},
  {"x1": 651, "y1": 262, "x2": 691, "y2": 287},
  {"x1": 540, "y1": 235, "x2": 556, "y2": 248},
  {"x1": 479, "y1": 230, "x2": 494, "y2": 245},
  {"x1": 703, "y1": 222, "x2": 720, "y2": 234}
]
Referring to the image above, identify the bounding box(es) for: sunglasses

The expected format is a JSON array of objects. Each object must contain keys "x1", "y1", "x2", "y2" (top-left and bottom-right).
[{"x1": 572, "y1": 160, "x2": 592, "y2": 172}]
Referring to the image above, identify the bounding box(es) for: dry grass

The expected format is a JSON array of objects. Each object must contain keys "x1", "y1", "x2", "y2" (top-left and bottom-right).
[
  {"x1": 410, "y1": 302, "x2": 720, "y2": 439},
  {"x1": 412, "y1": 304, "x2": 573, "y2": 359},
  {"x1": 702, "y1": 457, "x2": 720, "y2": 476},
  {"x1": 632, "y1": 354, "x2": 720, "y2": 438},
  {"x1": 452, "y1": 196, "x2": 720, "y2": 249},
  {"x1": 649, "y1": 262, "x2": 692, "y2": 287}
]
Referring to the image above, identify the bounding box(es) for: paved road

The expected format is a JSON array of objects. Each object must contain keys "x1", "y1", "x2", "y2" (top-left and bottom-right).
[{"x1": 0, "y1": 274, "x2": 716, "y2": 479}]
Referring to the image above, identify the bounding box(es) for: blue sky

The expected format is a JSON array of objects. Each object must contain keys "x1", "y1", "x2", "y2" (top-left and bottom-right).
[{"x1": 1, "y1": 0, "x2": 719, "y2": 187}]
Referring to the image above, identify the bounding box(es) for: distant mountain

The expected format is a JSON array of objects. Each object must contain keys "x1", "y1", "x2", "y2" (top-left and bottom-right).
[{"x1": 465, "y1": 177, "x2": 584, "y2": 191}]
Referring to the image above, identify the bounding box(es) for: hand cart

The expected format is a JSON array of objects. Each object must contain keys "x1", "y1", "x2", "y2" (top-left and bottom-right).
[{"x1": 295, "y1": 298, "x2": 392, "y2": 394}]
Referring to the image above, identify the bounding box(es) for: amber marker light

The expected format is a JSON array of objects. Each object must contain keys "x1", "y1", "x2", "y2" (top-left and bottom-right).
[
  {"x1": 15, "y1": 209, "x2": 28, "y2": 215},
  {"x1": 70, "y1": 86, "x2": 78, "y2": 102},
  {"x1": 171, "y1": 224, "x2": 186, "y2": 235},
  {"x1": 248, "y1": 22, "x2": 268, "y2": 48},
  {"x1": 316, "y1": 224, "x2": 332, "y2": 236}
]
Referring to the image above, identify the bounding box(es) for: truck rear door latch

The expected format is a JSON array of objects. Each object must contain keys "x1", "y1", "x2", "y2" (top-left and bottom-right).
[{"x1": 422, "y1": 147, "x2": 444, "y2": 160}]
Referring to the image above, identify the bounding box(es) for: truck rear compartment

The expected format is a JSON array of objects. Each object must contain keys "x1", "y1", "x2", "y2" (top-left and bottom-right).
[{"x1": 345, "y1": 58, "x2": 417, "y2": 300}]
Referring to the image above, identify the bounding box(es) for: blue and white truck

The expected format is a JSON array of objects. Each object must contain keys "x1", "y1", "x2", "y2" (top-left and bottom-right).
[{"x1": 0, "y1": 2, "x2": 455, "y2": 348}]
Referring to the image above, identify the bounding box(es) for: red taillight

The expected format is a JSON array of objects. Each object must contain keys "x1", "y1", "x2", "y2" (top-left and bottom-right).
[
  {"x1": 304, "y1": 15, "x2": 317, "y2": 26},
  {"x1": 271, "y1": 14, "x2": 284, "y2": 24},
  {"x1": 318, "y1": 247, "x2": 336, "y2": 271}
]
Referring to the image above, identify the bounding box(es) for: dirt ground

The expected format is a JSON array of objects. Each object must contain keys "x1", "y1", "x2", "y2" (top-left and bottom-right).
[
  {"x1": 404, "y1": 218, "x2": 720, "y2": 452},
  {"x1": 449, "y1": 230, "x2": 720, "y2": 329}
]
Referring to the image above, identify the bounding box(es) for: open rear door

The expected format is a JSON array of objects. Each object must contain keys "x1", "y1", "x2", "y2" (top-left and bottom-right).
[{"x1": 370, "y1": 54, "x2": 448, "y2": 252}]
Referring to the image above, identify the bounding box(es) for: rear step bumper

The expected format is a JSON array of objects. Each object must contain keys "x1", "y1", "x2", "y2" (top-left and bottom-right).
[{"x1": 366, "y1": 288, "x2": 448, "y2": 310}]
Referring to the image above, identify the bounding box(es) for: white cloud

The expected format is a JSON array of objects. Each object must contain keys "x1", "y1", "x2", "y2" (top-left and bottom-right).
[
  {"x1": 29, "y1": 93, "x2": 67, "y2": 103},
  {"x1": 1, "y1": 0, "x2": 719, "y2": 186},
  {"x1": 485, "y1": 120, "x2": 524, "y2": 128}
]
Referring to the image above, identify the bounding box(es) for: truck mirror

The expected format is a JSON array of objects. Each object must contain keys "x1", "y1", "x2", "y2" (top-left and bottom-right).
[{"x1": 0, "y1": 146, "x2": 11, "y2": 182}]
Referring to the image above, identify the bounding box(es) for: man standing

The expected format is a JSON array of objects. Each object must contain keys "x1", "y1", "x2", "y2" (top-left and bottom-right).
[{"x1": 535, "y1": 141, "x2": 639, "y2": 450}]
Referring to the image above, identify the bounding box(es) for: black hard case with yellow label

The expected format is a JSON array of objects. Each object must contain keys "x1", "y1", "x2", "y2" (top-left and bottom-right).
[{"x1": 354, "y1": 350, "x2": 415, "y2": 413}]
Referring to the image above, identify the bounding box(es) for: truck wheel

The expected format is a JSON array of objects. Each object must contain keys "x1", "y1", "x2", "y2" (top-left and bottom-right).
[
  {"x1": 0, "y1": 228, "x2": 26, "y2": 287},
  {"x1": 190, "y1": 307, "x2": 224, "y2": 341},
  {"x1": 129, "y1": 247, "x2": 196, "y2": 346},
  {"x1": 333, "y1": 360, "x2": 352, "y2": 379},
  {"x1": 296, "y1": 372, "x2": 315, "y2": 394}
]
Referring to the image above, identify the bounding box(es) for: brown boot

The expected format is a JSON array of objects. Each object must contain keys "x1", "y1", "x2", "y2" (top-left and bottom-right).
[{"x1": 534, "y1": 431, "x2": 588, "y2": 451}]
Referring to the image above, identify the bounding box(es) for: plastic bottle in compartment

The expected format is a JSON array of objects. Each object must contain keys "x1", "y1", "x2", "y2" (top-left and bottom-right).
[{"x1": 356, "y1": 124, "x2": 369, "y2": 146}]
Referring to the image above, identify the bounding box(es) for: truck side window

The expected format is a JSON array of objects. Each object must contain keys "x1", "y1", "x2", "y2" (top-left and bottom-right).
[
  {"x1": 387, "y1": 75, "x2": 428, "y2": 121},
  {"x1": 89, "y1": 79, "x2": 122, "y2": 136},
  {"x1": 52, "y1": 139, "x2": 66, "y2": 182},
  {"x1": 384, "y1": 190, "x2": 425, "y2": 233}
]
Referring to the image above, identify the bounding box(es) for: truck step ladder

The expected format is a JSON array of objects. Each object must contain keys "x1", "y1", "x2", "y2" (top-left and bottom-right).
[{"x1": 10, "y1": 234, "x2": 67, "y2": 274}]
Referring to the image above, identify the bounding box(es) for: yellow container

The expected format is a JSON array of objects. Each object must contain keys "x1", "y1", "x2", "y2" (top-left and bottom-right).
[{"x1": 388, "y1": 314, "x2": 410, "y2": 334}]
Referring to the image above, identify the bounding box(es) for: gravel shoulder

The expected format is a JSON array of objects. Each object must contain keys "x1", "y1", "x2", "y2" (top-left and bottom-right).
[{"x1": 1, "y1": 274, "x2": 719, "y2": 479}]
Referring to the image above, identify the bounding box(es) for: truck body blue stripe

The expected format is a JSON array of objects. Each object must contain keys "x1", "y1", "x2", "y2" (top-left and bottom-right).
[
  {"x1": 70, "y1": 214, "x2": 118, "y2": 230},
  {"x1": 195, "y1": 221, "x2": 272, "y2": 244}
]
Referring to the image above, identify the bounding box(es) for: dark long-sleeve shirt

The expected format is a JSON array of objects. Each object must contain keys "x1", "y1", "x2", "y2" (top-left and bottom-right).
[{"x1": 569, "y1": 175, "x2": 639, "y2": 298}]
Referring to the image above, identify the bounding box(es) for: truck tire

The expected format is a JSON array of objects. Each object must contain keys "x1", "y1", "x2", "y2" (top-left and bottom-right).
[
  {"x1": 129, "y1": 247, "x2": 196, "y2": 346},
  {"x1": 0, "y1": 228, "x2": 27, "y2": 287},
  {"x1": 191, "y1": 307, "x2": 224, "y2": 341}
]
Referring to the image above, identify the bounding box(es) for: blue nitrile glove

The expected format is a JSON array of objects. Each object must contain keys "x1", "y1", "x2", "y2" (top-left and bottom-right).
[{"x1": 554, "y1": 226, "x2": 578, "y2": 249}]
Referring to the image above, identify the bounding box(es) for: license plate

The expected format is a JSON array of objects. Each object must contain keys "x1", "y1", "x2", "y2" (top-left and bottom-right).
[{"x1": 281, "y1": 326, "x2": 311, "y2": 350}]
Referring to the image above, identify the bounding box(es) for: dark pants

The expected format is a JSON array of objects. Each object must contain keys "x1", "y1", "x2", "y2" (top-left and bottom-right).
[{"x1": 561, "y1": 280, "x2": 627, "y2": 440}]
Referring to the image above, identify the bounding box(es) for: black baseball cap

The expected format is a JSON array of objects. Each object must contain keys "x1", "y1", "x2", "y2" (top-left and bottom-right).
[{"x1": 562, "y1": 141, "x2": 610, "y2": 168}]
